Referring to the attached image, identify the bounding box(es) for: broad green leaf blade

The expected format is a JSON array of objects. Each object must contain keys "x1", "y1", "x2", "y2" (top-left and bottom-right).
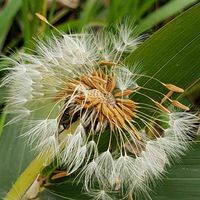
[
  {"x1": 152, "y1": 142, "x2": 200, "y2": 200},
  {"x1": 136, "y1": 0, "x2": 199, "y2": 34},
  {"x1": 126, "y1": 2, "x2": 200, "y2": 91},
  {"x1": 0, "y1": 0, "x2": 22, "y2": 51}
]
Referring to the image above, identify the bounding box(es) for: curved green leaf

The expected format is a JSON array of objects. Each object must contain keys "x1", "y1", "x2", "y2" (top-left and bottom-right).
[
  {"x1": 0, "y1": 0, "x2": 22, "y2": 50},
  {"x1": 136, "y1": 0, "x2": 199, "y2": 34},
  {"x1": 0, "y1": 121, "x2": 35, "y2": 199},
  {"x1": 152, "y1": 142, "x2": 200, "y2": 200},
  {"x1": 126, "y1": 2, "x2": 200, "y2": 91}
]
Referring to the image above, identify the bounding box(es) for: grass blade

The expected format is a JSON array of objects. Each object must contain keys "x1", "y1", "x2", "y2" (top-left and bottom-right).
[
  {"x1": 136, "y1": 0, "x2": 199, "y2": 34},
  {"x1": 0, "y1": 0, "x2": 22, "y2": 51}
]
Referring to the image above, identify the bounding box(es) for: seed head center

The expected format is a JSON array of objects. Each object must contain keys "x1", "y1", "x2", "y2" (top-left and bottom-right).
[{"x1": 87, "y1": 89, "x2": 116, "y2": 106}]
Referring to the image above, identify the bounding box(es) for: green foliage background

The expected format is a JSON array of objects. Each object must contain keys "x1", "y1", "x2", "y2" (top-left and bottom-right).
[{"x1": 0, "y1": 0, "x2": 199, "y2": 199}]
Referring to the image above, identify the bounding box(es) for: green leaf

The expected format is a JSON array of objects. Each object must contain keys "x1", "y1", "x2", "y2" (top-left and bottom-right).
[
  {"x1": 79, "y1": 0, "x2": 103, "y2": 30},
  {"x1": 0, "y1": 0, "x2": 22, "y2": 51},
  {"x1": 152, "y1": 142, "x2": 200, "y2": 200},
  {"x1": 0, "y1": 121, "x2": 35, "y2": 199},
  {"x1": 136, "y1": 0, "x2": 157, "y2": 19},
  {"x1": 107, "y1": 0, "x2": 139, "y2": 24},
  {"x1": 21, "y1": 0, "x2": 31, "y2": 47},
  {"x1": 186, "y1": 80, "x2": 200, "y2": 107},
  {"x1": 0, "y1": 112, "x2": 6, "y2": 137},
  {"x1": 136, "y1": 0, "x2": 199, "y2": 34},
  {"x1": 40, "y1": 181, "x2": 90, "y2": 200},
  {"x1": 126, "y1": 2, "x2": 200, "y2": 91}
]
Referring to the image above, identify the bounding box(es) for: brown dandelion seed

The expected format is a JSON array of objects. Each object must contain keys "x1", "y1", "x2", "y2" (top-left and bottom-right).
[
  {"x1": 98, "y1": 61, "x2": 117, "y2": 66},
  {"x1": 114, "y1": 89, "x2": 134, "y2": 97},
  {"x1": 51, "y1": 171, "x2": 68, "y2": 180},
  {"x1": 171, "y1": 100, "x2": 190, "y2": 111},
  {"x1": 164, "y1": 83, "x2": 184, "y2": 93},
  {"x1": 161, "y1": 91, "x2": 174, "y2": 104}
]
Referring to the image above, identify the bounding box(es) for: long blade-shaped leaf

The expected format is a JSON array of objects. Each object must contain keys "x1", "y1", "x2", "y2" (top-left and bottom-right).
[
  {"x1": 0, "y1": 0, "x2": 22, "y2": 51},
  {"x1": 136, "y1": 0, "x2": 199, "y2": 34}
]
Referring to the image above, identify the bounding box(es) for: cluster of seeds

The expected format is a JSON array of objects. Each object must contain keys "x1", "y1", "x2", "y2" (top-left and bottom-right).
[
  {"x1": 56, "y1": 68, "x2": 141, "y2": 140},
  {"x1": 1, "y1": 22, "x2": 198, "y2": 200}
]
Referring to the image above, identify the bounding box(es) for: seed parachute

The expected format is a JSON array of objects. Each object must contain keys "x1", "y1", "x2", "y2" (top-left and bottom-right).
[{"x1": 1, "y1": 22, "x2": 199, "y2": 199}]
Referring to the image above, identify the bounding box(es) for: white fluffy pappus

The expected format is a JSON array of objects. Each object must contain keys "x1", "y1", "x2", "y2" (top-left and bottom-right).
[{"x1": 1, "y1": 22, "x2": 199, "y2": 200}]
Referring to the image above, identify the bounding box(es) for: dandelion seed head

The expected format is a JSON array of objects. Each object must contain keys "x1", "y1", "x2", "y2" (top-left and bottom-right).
[{"x1": 1, "y1": 21, "x2": 198, "y2": 200}]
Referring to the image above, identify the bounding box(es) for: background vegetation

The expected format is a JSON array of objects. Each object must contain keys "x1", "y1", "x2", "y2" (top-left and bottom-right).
[{"x1": 0, "y1": 0, "x2": 199, "y2": 199}]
